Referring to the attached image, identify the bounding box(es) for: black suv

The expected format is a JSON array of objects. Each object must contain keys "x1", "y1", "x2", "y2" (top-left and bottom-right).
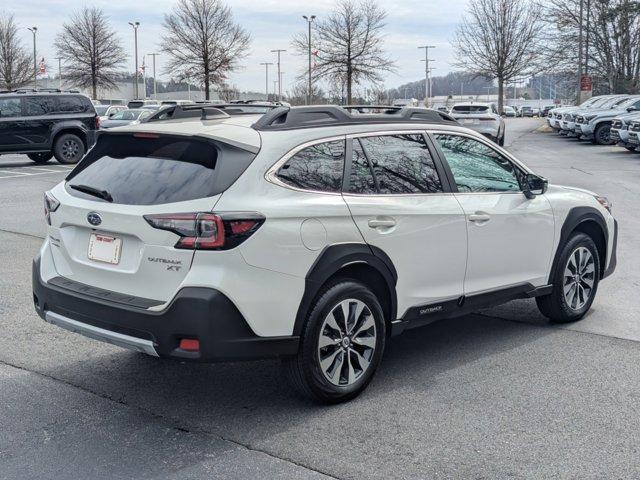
[{"x1": 0, "y1": 89, "x2": 97, "y2": 164}]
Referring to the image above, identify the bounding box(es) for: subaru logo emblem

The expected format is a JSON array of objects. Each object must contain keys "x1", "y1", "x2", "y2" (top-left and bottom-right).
[{"x1": 87, "y1": 212, "x2": 102, "y2": 226}]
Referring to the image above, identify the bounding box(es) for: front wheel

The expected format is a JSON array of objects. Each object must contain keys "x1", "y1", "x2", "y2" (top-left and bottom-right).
[
  {"x1": 53, "y1": 133, "x2": 85, "y2": 164},
  {"x1": 594, "y1": 123, "x2": 613, "y2": 145},
  {"x1": 27, "y1": 152, "x2": 53, "y2": 164},
  {"x1": 285, "y1": 280, "x2": 386, "y2": 403},
  {"x1": 536, "y1": 233, "x2": 600, "y2": 323}
]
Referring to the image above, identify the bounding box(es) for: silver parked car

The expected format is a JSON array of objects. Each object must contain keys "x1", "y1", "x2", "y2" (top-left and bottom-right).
[
  {"x1": 99, "y1": 109, "x2": 153, "y2": 129},
  {"x1": 448, "y1": 102, "x2": 506, "y2": 145},
  {"x1": 574, "y1": 96, "x2": 640, "y2": 144}
]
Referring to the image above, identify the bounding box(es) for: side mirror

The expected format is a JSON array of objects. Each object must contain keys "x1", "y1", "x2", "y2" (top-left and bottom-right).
[
  {"x1": 523, "y1": 173, "x2": 548, "y2": 199},
  {"x1": 627, "y1": 106, "x2": 637, "y2": 113},
  {"x1": 108, "y1": 112, "x2": 116, "y2": 118}
]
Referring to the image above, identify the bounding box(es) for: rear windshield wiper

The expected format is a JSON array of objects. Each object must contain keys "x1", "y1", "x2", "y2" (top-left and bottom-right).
[{"x1": 69, "y1": 184, "x2": 113, "y2": 202}]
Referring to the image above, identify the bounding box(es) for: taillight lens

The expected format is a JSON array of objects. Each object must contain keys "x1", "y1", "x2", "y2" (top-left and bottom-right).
[
  {"x1": 44, "y1": 191, "x2": 60, "y2": 225},
  {"x1": 144, "y1": 212, "x2": 264, "y2": 250},
  {"x1": 95, "y1": 115, "x2": 100, "y2": 129}
]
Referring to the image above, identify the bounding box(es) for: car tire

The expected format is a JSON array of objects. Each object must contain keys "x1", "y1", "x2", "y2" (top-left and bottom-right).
[
  {"x1": 285, "y1": 280, "x2": 386, "y2": 403},
  {"x1": 53, "y1": 133, "x2": 85, "y2": 164},
  {"x1": 498, "y1": 131, "x2": 505, "y2": 146},
  {"x1": 27, "y1": 152, "x2": 53, "y2": 164},
  {"x1": 593, "y1": 123, "x2": 612, "y2": 146},
  {"x1": 536, "y1": 232, "x2": 600, "y2": 323},
  {"x1": 625, "y1": 146, "x2": 636, "y2": 152}
]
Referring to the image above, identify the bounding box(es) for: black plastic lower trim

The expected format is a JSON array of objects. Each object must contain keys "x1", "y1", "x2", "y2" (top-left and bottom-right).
[
  {"x1": 393, "y1": 282, "x2": 551, "y2": 335},
  {"x1": 32, "y1": 257, "x2": 299, "y2": 362}
]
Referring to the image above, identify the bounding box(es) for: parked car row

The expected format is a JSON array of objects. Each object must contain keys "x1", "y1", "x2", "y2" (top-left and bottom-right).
[{"x1": 547, "y1": 94, "x2": 640, "y2": 147}]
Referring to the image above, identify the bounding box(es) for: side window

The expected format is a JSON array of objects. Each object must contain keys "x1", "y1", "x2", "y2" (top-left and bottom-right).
[
  {"x1": 58, "y1": 96, "x2": 88, "y2": 113},
  {"x1": 24, "y1": 96, "x2": 56, "y2": 116},
  {"x1": 276, "y1": 140, "x2": 345, "y2": 192},
  {"x1": 358, "y1": 134, "x2": 443, "y2": 194},
  {"x1": 434, "y1": 134, "x2": 521, "y2": 193},
  {"x1": 0, "y1": 98, "x2": 22, "y2": 117},
  {"x1": 348, "y1": 140, "x2": 377, "y2": 194}
]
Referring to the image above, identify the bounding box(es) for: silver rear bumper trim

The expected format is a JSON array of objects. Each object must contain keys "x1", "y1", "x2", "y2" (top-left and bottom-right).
[{"x1": 44, "y1": 311, "x2": 159, "y2": 357}]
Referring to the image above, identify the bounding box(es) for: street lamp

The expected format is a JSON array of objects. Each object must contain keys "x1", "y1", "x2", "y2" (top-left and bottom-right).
[
  {"x1": 27, "y1": 27, "x2": 37, "y2": 89},
  {"x1": 128, "y1": 21, "x2": 140, "y2": 99},
  {"x1": 302, "y1": 15, "x2": 316, "y2": 105},
  {"x1": 259, "y1": 62, "x2": 273, "y2": 100}
]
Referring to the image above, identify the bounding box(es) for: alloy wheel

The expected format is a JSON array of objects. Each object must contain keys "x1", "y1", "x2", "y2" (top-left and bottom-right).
[
  {"x1": 317, "y1": 299, "x2": 377, "y2": 386},
  {"x1": 563, "y1": 247, "x2": 595, "y2": 310},
  {"x1": 62, "y1": 139, "x2": 80, "y2": 161}
]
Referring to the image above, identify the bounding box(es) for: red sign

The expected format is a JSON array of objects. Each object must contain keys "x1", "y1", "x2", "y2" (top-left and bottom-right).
[
  {"x1": 580, "y1": 75, "x2": 592, "y2": 92},
  {"x1": 39, "y1": 58, "x2": 46, "y2": 74}
]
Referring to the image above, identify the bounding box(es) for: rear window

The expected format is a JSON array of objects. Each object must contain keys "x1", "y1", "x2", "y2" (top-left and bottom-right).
[
  {"x1": 66, "y1": 134, "x2": 256, "y2": 205},
  {"x1": 452, "y1": 105, "x2": 489, "y2": 113}
]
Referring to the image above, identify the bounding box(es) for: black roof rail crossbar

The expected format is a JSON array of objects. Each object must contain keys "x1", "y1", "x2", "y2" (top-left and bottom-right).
[{"x1": 252, "y1": 105, "x2": 458, "y2": 131}]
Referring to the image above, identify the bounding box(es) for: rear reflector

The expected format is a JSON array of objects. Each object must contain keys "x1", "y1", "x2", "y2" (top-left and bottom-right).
[
  {"x1": 133, "y1": 132, "x2": 160, "y2": 139},
  {"x1": 179, "y1": 338, "x2": 200, "y2": 352}
]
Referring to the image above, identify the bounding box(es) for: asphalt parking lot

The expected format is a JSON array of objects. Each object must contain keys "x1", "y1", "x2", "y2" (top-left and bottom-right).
[{"x1": 1, "y1": 117, "x2": 640, "y2": 479}]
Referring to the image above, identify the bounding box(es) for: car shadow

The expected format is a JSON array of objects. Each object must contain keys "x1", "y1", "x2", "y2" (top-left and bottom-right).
[{"x1": 39, "y1": 312, "x2": 558, "y2": 435}]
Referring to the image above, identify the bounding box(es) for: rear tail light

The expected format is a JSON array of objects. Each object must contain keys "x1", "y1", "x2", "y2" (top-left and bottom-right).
[
  {"x1": 44, "y1": 191, "x2": 60, "y2": 225},
  {"x1": 95, "y1": 116, "x2": 100, "y2": 129},
  {"x1": 144, "y1": 212, "x2": 265, "y2": 250}
]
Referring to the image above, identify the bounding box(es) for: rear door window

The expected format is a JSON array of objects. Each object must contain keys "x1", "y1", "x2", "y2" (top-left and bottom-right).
[
  {"x1": 66, "y1": 134, "x2": 256, "y2": 205},
  {"x1": 24, "y1": 96, "x2": 57, "y2": 116},
  {"x1": 275, "y1": 140, "x2": 345, "y2": 192},
  {"x1": 357, "y1": 134, "x2": 443, "y2": 194},
  {"x1": 452, "y1": 105, "x2": 489, "y2": 113}
]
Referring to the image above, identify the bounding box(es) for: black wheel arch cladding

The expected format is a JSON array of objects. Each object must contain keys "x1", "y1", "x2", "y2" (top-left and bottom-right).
[
  {"x1": 548, "y1": 206, "x2": 609, "y2": 284},
  {"x1": 294, "y1": 243, "x2": 398, "y2": 336}
]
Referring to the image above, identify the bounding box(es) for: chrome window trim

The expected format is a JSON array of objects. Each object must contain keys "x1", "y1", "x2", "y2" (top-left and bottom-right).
[{"x1": 264, "y1": 134, "x2": 346, "y2": 196}]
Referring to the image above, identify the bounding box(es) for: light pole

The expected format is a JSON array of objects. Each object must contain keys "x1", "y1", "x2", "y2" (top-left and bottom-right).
[
  {"x1": 260, "y1": 62, "x2": 273, "y2": 100},
  {"x1": 271, "y1": 49, "x2": 286, "y2": 101},
  {"x1": 128, "y1": 21, "x2": 140, "y2": 99},
  {"x1": 141, "y1": 54, "x2": 147, "y2": 99},
  {"x1": 148, "y1": 53, "x2": 160, "y2": 99},
  {"x1": 418, "y1": 45, "x2": 435, "y2": 106},
  {"x1": 55, "y1": 56, "x2": 63, "y2": 89},
  {"x1": 27, "y1": 27, "x2": 37, "y2": 89},
  {"x1": 302, "y1": 15, "x2": 316, "y2": 105}
]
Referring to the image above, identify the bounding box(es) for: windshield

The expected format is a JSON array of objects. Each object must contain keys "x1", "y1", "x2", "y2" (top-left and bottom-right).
[
  {"x1": 110, "y1": 110, "x2": 142, "y2": 120},
  {"x1": 95, "y1": 106, "x2": 109, "y2": 115},
  {"x1": 599, "y1": 97, "x2": 627, "y2": 109},
  {"x1": 618, "y1": 97, "x2": 640, "y2": 108},
  {"x1": 452, "y1": 105, "x2": 489, "y2": 113}
]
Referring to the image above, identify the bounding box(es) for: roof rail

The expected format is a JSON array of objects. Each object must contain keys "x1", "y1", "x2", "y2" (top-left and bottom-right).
[
  {"x1": 5, "y1": 88, "x2": 81, "y2": 94},
  {"x1": 252, "y1": 105, "x2": 458, "y2": 131},
  {"x1": 342, "y1": 105, "x2": 402, "y2": 113}
]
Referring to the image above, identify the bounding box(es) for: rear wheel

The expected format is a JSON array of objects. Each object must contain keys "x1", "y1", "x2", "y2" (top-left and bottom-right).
[
  {"x1": 594, "y1": 123, "x2": 612, "y2": 145},
  {"x1": 54, "y1": 133, "x2": 85, "y2": 164},
  {"x1": 536, "y1": 233, "x2": 600, "y2": 323},
  {"x1": 625, "y1": 146, "x2": 636, "y2": 152},
  {"x1": 285, "y1": 280, "x2": 386, "y2": 403},
  {"x1": 27, "y1": 152, "x2": 53, "y2": 164}
]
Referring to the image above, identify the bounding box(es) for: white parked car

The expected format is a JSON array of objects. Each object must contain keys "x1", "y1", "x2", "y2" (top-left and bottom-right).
[
  {"x1": 449, "y1": 102, "x2": 506, "y2": 145},
  {"x1": 94, "y1": 104, "x2": 127, "y2": 124},
  {"x1": 33, "y1": 105, "x2": 617, "y2": 403}
]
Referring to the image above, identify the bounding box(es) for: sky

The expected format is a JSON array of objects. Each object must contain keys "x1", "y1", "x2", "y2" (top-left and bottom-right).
[{"x1": 4, "y1": 0, "x2": 471, "y2": 93}]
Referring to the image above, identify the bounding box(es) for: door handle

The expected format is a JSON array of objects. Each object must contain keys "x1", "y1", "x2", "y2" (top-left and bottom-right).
[
  {"x1": 468, "y1": 213, "x2": 491, "y2": 223},
  {"x1": 368, "y1": 218, "x2": 396, "y2": 228}
]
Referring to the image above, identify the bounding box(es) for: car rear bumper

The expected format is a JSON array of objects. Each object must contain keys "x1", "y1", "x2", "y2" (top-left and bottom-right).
[{"x1": 32, "y1": 255, "x2": 299, "y2": 362}]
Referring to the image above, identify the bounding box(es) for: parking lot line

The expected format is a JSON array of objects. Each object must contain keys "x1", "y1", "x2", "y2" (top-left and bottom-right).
[{"x1": 0, "y1": 170, "x2": 72, "y2": 180}]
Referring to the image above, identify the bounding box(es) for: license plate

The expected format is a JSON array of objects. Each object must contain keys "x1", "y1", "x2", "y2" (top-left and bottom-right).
[
  {"x1": 88, "y1": 233, "x2": 122, "y2": 265},
  {"x1": 462, "y1": 119, "x2": 479, "y2": 125},
  {"x1": 629, "y1": 135, "x2": 638, "y2": 144}
]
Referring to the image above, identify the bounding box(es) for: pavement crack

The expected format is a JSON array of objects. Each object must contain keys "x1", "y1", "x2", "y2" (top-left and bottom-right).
[
  {"x1": 0, "y1": 228, "x2": 45, "y2": 240},
  {"x1": 0, "y1": 357, "x2": 341, "y2": 480}
]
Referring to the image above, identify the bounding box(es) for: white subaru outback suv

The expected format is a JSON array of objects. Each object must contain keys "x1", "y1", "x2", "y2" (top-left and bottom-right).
[{"x1": 33, "y1": 105, "x2": 618, "y2": 403}]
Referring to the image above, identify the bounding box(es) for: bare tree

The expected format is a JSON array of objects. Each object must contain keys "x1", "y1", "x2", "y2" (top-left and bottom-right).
[
  {"x1": 0, "y1": 13, "x2": 32, "y2": 90},
  {"x1": 54, "y1": 7, "x2": 126, "y2": 99},
  {"x1": 292, "y1": 0, "x2": 395, "y2": 104},
  {"x1": 453, "y1": 0, "x2": 544, "y2": 112},
  {"x1": 546, "y1": 0, "x2": 640, "y2": 95},
  {"x1": 161, "y1": 0, "x2": 251, "y2": 100}
]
